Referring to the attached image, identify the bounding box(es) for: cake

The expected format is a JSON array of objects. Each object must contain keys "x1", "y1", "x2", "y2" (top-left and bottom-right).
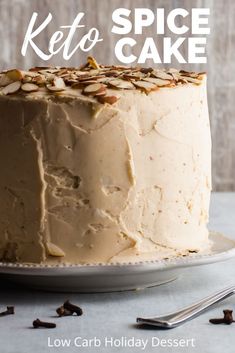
[{"x1": 0, "y1": 57, "x2": 211, "y2": 264}]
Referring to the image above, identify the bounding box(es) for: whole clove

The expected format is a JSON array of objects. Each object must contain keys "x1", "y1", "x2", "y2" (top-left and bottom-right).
[
  {"x1": 63, "y1": 300, "x2": 83, "y2": 316},
  {"x1": 33, "y1": 318, "x2": 56, "y2": 329},
  {"x1": 56, "y1": 306, "x2": 73, "y2": 317},
  {"x1": 209, "y1": 309, "x2": 235, "y2": 325},
  {"x1": 56, "y1": 300, "x2": 83, "y2": 317},
  {"x1": 0, "y1": 306, "x2": 15, "y2": 317}
]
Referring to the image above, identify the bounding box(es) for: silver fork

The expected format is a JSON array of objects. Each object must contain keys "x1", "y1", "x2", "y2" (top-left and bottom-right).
[{"x1": 137, "y1": 285, "x2": 235, "y2": 329}]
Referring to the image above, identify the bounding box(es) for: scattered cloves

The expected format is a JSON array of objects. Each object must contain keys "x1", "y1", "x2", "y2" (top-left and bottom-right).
[
  {"x1": 33, "y1": 318, "x2": 56, "y2": 329},
  {"x1": 56, "y1": 300, "x2": 83, "y2": 317},
  {"x1": 209, "y1": 309, "x2": 235, "y2": 325},
  {"x1": 0, "y1": 306, "x2": 15, "y2": 317}
]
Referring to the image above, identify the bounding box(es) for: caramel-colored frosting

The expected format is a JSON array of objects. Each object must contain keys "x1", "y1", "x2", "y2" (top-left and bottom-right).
[{"x1": 0, "y1": 59, "x2": 211, "y2": 264}]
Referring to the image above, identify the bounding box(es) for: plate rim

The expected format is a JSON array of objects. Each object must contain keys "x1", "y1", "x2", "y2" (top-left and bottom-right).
[{"x1": 0, "y1": 231, "x2": 235, "y2": 275}]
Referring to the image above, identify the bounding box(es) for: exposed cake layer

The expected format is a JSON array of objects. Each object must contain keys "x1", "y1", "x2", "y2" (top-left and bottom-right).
[{"x1": 0, "y1": 59, "x2": 211, "y2": 264}]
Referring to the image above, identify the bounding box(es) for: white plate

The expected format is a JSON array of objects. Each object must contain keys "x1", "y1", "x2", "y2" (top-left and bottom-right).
[{"x1": 0, "y1": 232, "x2": 235, "y2": 292}]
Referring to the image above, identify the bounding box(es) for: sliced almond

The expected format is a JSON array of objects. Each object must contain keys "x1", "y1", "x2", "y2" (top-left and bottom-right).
[
  {"x1": 46, "y1": 84, "x2": 66, "y2": 92},
  {"x1": 71, "y1": 82, "x2": 83, "y2": 89},
  {"x1": 151, "y1": 70, "x2": 173, "y2": 80},
  {"x1": 53, "y1": 76, "x2": 66, "y2": 89},
  {"x1": 64, "y1": 79, "x2": 78, "y2": 86},
  {"x1": 143, "y1": 77, "x2": 171, "y2": 86},
  {"x1": 133, "y1": 80, "x2": 157, "y2": 93},
  {"x1": 111, "y1": 65, "x2": 130, "y2": 70},
  {"x1": 79, "y1": 80, "x2": 100, "y2": 86},
  {"x1": 1, "y1": 81, "x2": 21, "y2": 95},
  {"x1": 169, "y1": 72, "x2": 179, "y2": 81},
  {"x1": 69, "y1": 73, "x2": 79, "y2": 80},
  {"x1": 29, "y1": 66, "x2": 51, "y2": 72},
  {"x1": 104, "y1": 70, "x2": 120, "y2": 77},
  {"x1": 94, "y1": 90, "x2": 107, "y2": 97},
  {"x1": 57, "y1": 68, "x2": 69, "y2": 76},
  {"x1": 38, "y1": 69, "x2": 58, "y2": 76},
  {"x1": 109, "y1": 79, "x2": 135, "y2": 90},
  {"x1": 6, "y1": 69, "x2": 23, "y2": 81},
  {"x1": 168, "y1": 68, "x2": 179, "y2": 73},
  {"x1": 0, "y1": 74, "x2": 13, "y2": 87},
  {"x1": 186, "y1": 73, "x2": 199, "y2": 78},
  {"x1": 89, "y1": 69, "x2": 101, "y2": 76},
  {"x1": 179, "y1": 76, "x2": 202, "y2": 84},
  {"x1": 78, "y1": 75, "x2": 105, "y2": 83},
  {"x1": 46, "y1": 242, "x2": 65, "y2": 257},
  {"x1": 32, "y1": 75, "x2": 46, "y2": 85},
  {"x1": 122, "y1": 73, "x2": 144, "y2": 80},
  {"x1": 179, "y1": 70, "x2": 195, "y2": 76},
  {"x1": 77, "y1": 74, "x2": 91, "y2": 81},
  {"x1": 197, "y1": 72, "x2": 206, "y2": 80},
  {"x1": 47, "y1": 75, "x2": 56, "y2": 83},
  {"x1": 83, "y1": 83, "x2": 106, "y2": 95},
  {"x1": 87, "y1": 56, "x2": 100, "y2": 69},
  {"x1": 177, "y1": 77, "x2": 188, "y2": 84},
  {"x1": 42, "y1": 73, "x2": 55, "y2": 82},
  {"x1": 45, "y1": 69, "x2": 61, "y2": 74},
  {"x1": 21, "y1": 83, "x2": 39, "y2": 92},
  {"x1": 98, "y1": 95, "x2": 119, "y2": 105},
  {"x1": 59, "y1": 73, "x2": 71, "y2": 79},
  {"x1": 75, "y1": 70, "x2": 90, "y2": 77},
  {"x1": 22, "y1": 76, "x2": 32, "y2": 83},
  {"x1": 179, "y1": 71, "x2": 205, "y2": 80},
  {"x1": 140, "y1": 67, "x2": 153, "y2": 74},
  {"x1": 197, "y1": 72, "x2": 206, "y2": 76},
  {"x1": 96, "y1": 77, "x2": 113, "y2": 84}
]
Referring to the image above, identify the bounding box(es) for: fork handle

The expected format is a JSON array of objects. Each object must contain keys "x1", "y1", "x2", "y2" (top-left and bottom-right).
[
  {"x1": 168, "y1": 286, "x2": 235, "y2": 325},
  {"x1": 137, "y1": 285, "x2": 235, "y2": 328}
]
